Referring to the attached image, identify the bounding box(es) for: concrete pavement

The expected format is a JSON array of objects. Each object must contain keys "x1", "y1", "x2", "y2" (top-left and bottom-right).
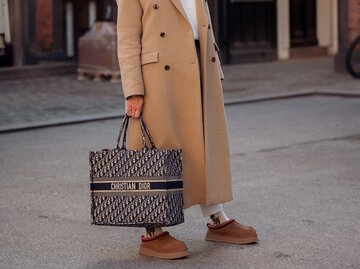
[
  {"x1": 0, "y1": 95, "x2": 359, "y2": 269},
  {"x1": 0, "y1": 57, "x2": 359, "y2": 133}
]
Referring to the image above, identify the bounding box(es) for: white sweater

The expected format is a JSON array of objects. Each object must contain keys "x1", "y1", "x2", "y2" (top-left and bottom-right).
[{"x1": 180, "y1": 0, "x2": 199, "y2": 40}]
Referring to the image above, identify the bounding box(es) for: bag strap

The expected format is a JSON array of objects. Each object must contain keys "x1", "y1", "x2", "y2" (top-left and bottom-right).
[
  {"x1": 116, "y1": 115, "x2": 156, "y2": 149},
  {"x1": 115, "y1": 115, "x2": 129, "y2": 148},
  {"x1": 139, "y1": 116, "x2": 156, "y2": 149}
]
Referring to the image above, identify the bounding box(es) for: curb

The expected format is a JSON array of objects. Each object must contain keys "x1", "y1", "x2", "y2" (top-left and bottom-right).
[
  {"x1": 0, "y1": 63, "x2": 77, "y2": 81},
  {"x1": 225, "y1": 90, "x2": 360, "y2": 106},
  {"x1": 1, "y1": 90, "x2": 360, "y2": 134},
  {"x1": 0, "y1": 111, "x2": 124, "y2": 134},
  {"x1": 315, "y1": 90, "x2": 360, "y2": 97},
  {"x1": 224, "y1": 90, "x2": 315, "y2": 106}
]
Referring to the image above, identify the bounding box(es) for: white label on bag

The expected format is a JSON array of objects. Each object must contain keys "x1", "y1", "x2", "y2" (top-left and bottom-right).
[
  {"x1": 138, "y1": 182, "x2": 151, "y2": 190},
  {"x1": 111, "y1": 182, "x2": 136, "y2": 190}
]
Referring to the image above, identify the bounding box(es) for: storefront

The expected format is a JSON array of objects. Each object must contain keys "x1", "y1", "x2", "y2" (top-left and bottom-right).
[
  {"x1": 3, "y1": 0, "x2": 117, "y2": 67},
  {"x1": 1, "y1": 0, "x2": 345, "y2": 68},
  {"x1": 209, "y1": 0, "x2": 338, "y2": 64}
]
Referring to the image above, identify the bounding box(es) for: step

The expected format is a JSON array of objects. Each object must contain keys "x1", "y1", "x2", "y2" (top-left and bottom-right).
[{"x1": 290, "y1": 46, "x2": 328, "y2": 59}]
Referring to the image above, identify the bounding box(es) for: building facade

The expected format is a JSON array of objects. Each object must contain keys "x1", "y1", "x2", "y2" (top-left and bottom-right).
[
  {"x1": 335, "y1": 0, "x2": 360, "y2": 72},
  {"x1": 209, "y1": 0, "x2": 339, "y2": 64},
  {"x1": 1, "y1": 0, "x2": 359, "y2": 68},
  {"x1": 2, "y1": 0, "x2": 116, "y2": 67}
]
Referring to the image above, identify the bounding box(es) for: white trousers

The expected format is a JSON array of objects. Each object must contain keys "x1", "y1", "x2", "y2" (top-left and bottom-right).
[{"x1": 199, "y1": 204, "x2": 223, "y2": 217}]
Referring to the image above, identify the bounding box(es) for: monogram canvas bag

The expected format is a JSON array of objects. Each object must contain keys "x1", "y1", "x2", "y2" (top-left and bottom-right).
[{"x1": 89, "y1": 115, "x2": 184, "y2": 228}]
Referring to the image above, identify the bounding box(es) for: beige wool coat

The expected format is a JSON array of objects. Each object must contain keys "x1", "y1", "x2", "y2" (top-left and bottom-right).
[{"x1": 116, "y1": 0, "x2": 233, "y2": 208}]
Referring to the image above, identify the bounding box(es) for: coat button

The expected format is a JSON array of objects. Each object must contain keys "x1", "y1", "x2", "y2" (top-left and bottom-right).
[
  {"x1": 211, "y1": 57, "x2": 216, "y2": 62},
  {"x1": 208, "y1": 24, "x2": 211, "y2": 29},
  {"x1": 160, "y1": 32, "x2": 166, "y2": 37},
  {"x1": 153, "y1": 4, "x2": 159, "y2": 9},
  {"x1": 164, "y1": 65, "x2": 170, "y2": 70}
]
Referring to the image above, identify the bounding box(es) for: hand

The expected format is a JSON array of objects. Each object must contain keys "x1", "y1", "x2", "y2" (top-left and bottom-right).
[{"x1": 125, "y1": 95, "x2": 144, "y2": 118}]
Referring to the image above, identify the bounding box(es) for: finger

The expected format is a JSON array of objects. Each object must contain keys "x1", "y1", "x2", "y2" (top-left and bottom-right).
[{"x1": 134, "y1": 109, "x2": 141, "y2": 119}]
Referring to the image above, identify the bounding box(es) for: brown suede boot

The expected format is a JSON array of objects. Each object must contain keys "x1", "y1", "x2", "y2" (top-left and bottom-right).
[
  {"x1": 205, "y1": 219, "x2": 258, "y2": 244},
  {"x1": 139, "y1": 231, "x2": 189, "y2": 259}
]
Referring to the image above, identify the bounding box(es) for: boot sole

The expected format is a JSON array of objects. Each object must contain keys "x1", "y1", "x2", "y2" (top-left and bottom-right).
[
  {"x1": 139, "y1": 246, "x2": 189, "y2": 260},
  {"x1": 205, "y1": 233, "x2": 258, "y2": 244}
]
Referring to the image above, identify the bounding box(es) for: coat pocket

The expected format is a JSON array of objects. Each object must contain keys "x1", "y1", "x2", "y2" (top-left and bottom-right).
[{"x1": 141, "y1": 52, "x2": 159, "y2": 65}]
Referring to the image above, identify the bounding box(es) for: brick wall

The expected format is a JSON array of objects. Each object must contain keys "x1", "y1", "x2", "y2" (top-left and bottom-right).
[
  {"x1": 36, "y1": 0, "x2": 53, "y2": 51},
  {"x1": 347, "y1": 0, "x2": 360, "y2": 44}
]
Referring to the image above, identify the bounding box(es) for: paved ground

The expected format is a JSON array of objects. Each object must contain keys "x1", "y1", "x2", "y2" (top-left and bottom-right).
[
  {"x1": 0, "y1": 95, "x2": 359, "y2": 269},
  {"x1": 0, "y1": 57, "x2": 359, "y2": 131}
]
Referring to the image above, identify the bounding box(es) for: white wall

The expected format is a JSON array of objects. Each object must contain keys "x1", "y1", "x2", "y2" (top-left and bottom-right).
[
  {"x1": 317, "y1": 0, "x2": 338, "y2": 54},
  {"x1": 277, "y1": 0, "x2": 338, "y2": 59},
  {"x1": 89, "y1": 1, "x2": 97, "y2": 28},
  {"x1": 329, "y1": 0, "x2": 338, "y2": 54},
  {"x1": 65, "y1": 1, "x2": 75, "y2": 57},
  {"x1": 0, "y1": 0, "x2": 11, "y2": 42},
  {"x1": 277, "y1": 0, "x2": 290, "y2": 60}
]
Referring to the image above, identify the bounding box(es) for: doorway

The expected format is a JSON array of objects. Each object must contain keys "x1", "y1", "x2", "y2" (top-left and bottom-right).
[
  {"x1": 289, "y1": 0, "x2": 318, "y2": 47},
  {"x1": 217, "y1": 0, "x2": 277, "y2": 64}
]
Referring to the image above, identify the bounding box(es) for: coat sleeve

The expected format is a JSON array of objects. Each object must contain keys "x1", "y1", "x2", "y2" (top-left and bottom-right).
[{"x1": 116, "y1": 0, "x2": 144, "y2": 99}]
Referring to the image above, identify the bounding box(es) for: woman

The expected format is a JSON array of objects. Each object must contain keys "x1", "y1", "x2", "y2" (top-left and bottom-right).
[{"x1": 116, "y1": 0, "x2": 257, "y2": 259}]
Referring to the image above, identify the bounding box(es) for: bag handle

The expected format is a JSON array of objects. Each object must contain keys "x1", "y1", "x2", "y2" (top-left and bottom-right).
[
  {"x1": 139, "y1": 116, "x2": 156, "y2": 148},
  {"x1": 115, "y1": 115, "x2": 130, "y2": 148},
  {"x1": 116, "y1": 115, "x2": 156, "y2": 149}
]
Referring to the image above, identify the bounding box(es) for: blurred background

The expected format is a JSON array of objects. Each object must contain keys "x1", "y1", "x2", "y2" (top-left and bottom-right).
[
  {"x1": 0, "y1": 0, "x2": 359, "y2": 131},
  {"x1": 0, "y1": 0, "x2": 359, "y2": 70}
]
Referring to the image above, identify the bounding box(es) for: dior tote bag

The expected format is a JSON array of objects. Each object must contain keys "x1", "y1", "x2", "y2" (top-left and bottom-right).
[{"x1": 89, "y1": 115, "x2": 184, "y2": 228}]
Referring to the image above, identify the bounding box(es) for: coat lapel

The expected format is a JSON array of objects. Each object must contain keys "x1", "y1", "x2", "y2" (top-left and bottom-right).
[
  {"x1": 170, "y1": 0, "x2": 189, "y2": 23},
  {"x1": 195, "y1": 0, "x2": 209, "y2": 74},
  {"x1": 170, "y1": 0, "x2": 209, "y2": 65},
  {"x1": 170, "y1": 0, "x2": 208, "y2": 28},
  {"x1": 195, "y1": 0, "x2": 208, "y2": 28}
]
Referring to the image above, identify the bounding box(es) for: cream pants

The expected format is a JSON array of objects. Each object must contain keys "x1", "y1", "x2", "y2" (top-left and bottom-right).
[{"x1": 199, "y1": 204, "x2": 224, "y2": 217}]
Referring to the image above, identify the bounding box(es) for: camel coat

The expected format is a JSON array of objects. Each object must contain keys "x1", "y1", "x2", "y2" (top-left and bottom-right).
[{"x1": 116, "y1": 0, "x2": 233, "y2": 208}]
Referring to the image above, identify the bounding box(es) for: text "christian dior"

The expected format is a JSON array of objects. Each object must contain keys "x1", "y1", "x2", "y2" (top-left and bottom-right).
[{"x1": 111, "y1": 182, "x2": 151, "y2": 190}]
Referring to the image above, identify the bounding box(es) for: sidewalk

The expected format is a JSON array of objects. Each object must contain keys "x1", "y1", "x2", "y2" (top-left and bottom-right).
[{"x1": 0, "y1": 57, "x2": 359, "y2": 132}]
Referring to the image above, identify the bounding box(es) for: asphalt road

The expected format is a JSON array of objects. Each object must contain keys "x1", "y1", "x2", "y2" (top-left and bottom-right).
[{"x1": 0, "y1": 96, "x2": 359, "y2": 269}]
